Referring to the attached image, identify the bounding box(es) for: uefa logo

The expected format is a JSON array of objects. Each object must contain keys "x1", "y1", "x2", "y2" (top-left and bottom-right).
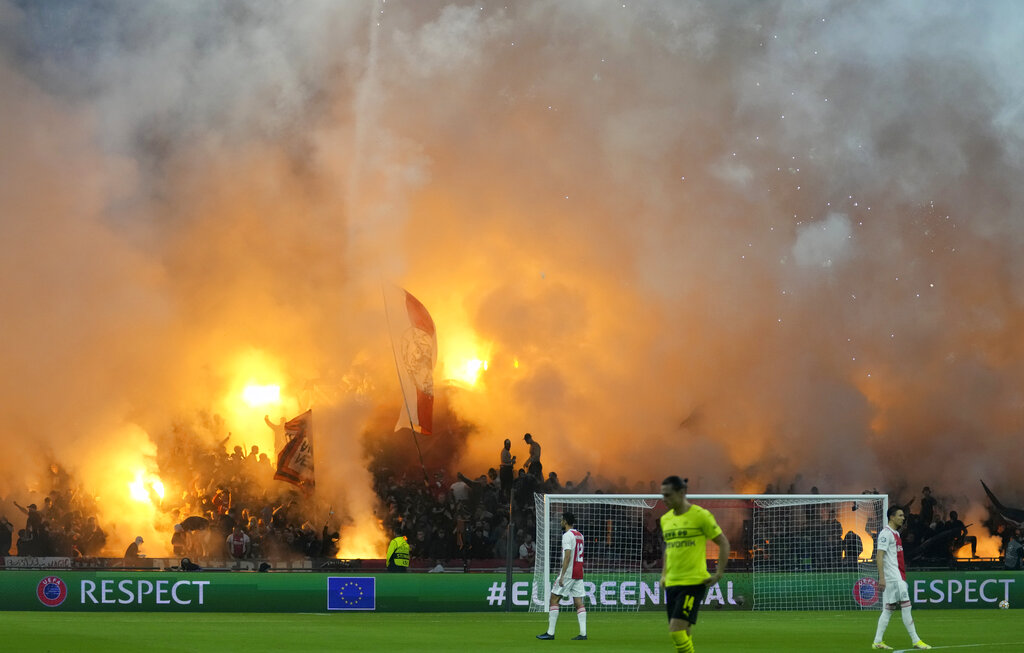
[
  {"x1": 852, "y1": 577, "x2": 879, "y2": 607},
  {"x1": 37, "y1": 576, "x2": 68, "y2": 607}
]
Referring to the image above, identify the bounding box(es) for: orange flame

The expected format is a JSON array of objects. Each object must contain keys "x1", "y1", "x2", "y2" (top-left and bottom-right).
[
  {"x1": 338, "y1": 520, "x2": 387, "y2": 559},
  {"x1": 128, "y1": 469, "x2": 165, "y2": 504}
]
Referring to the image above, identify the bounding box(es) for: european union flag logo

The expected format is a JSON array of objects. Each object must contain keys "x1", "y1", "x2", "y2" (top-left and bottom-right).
[{"x1": 327, "y1": 576, "x2": 376, "y2": 611}]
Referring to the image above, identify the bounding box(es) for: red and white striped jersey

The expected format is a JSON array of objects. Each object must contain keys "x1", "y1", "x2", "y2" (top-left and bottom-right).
[
  {"x1": 877, "y1": 526, "x2": 906, "y2": 581},
  {"x1": 562, "y1": 528, "x2": 584, "y2": 579}
]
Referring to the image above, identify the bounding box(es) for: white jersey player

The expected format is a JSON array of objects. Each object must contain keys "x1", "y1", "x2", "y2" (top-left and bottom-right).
[
  {"x1": 536, "y1": 511, "x2": 587, "y2": 641},
  {"x1": 872, "y1": 507, "x2": 931, "y2": 650}
]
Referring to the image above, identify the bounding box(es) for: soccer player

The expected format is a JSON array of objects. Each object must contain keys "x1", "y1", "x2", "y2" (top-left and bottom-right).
[
  {"x1": 872, "y1": 506, "x2": 931, "y2": 650},
  {"x1": 659, "y1": 476, "x2": 730, "y2": 653},
  {"x1": 536, "y1": 511, "x2": 587, "y2": 641}
]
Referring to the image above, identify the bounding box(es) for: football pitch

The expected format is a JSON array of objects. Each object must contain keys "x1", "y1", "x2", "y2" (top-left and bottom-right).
[{"x1": 4, "y1": 610, "x2": 1023, "y2": 652}]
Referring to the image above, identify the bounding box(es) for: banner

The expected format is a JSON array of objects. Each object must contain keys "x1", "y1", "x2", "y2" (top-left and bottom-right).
[
  {"x1": 1, "y1": 557, "x2": 73, "y2": 569},
  {"x1": 0, "y1": 571, "x2": 1017, "y2": 613},
  {"x1": 274, "y1": 410, "x2": 315, "y2": 491},
  {"x1": 384, "y1": 286, "x2": 437, "y2": 435}
]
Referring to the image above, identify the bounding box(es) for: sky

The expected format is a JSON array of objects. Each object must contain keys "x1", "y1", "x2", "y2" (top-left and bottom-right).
[{"x1": 1, "y1": 0, "x2": 1023, "y2": 553}]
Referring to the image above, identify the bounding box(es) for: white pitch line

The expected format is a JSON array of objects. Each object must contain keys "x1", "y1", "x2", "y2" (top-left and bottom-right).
[{"x1": 894, "y1": 642, "x2": 1024, "y2": 652}]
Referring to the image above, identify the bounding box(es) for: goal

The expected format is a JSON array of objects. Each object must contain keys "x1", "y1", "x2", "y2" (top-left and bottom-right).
[{"x1": 530, "y1": 493, "x2": 887, "y2": 612}]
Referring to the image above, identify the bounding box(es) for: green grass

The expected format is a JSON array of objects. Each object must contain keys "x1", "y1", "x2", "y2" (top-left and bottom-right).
[{"x1": 2, "y1": 610, "x2": 1023, "y2": 652}]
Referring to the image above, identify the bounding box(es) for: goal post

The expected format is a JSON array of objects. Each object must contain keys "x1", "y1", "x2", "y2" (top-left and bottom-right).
[
  {"x1": 531, "y1": 493, "x2": 888, "y2": 612},
  {"x1": 531, "y1": 493, "x2": 659, "y2": 612}
]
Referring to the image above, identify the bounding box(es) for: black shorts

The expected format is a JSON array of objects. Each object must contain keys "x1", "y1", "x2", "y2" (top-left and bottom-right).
[{"x1": 665, "y1": 584, "x2": 706, "y2": 624}]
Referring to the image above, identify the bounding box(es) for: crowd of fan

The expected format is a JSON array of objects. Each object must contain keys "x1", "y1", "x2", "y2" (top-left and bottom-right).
[
  {"x1": 3, "y1": 443, "x2": 1022, "y2": 574},
  {"x1": 0, "y1": 419, "x2": 340, "y2": 562},
  {"x1": 894, "y1": 486, "x2": 1023, "y2": 568},
  {"x1": 0, "y1": 464, "x2": 108, "y2": 559},
  {"x1": 150, "y1": 419, "x2": 339, "y2": 563},
  {"x1": 373, "y1": 463, "x2": 594, "y2": 566},
  {"x1": 743, "y1": 481, "x2": 1024, "y2": 570}
]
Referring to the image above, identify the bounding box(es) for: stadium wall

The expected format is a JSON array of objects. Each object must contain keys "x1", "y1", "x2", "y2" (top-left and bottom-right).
[{"x1": 1, "y1": 571, "x2": 1019, "y2": 612}]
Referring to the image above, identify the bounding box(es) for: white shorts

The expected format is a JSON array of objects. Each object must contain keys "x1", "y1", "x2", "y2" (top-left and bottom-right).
[
  {"x1": 881, "y1": 578, "x2": 910, "y2": 606},
  {"x1": 551, "y1": 577, "x2": 585, "y2": 598}
]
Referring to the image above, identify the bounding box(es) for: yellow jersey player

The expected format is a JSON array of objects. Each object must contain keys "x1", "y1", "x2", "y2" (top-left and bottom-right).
[{"x1": 659, "y1": 476, "x2": 730, "y2": 653}]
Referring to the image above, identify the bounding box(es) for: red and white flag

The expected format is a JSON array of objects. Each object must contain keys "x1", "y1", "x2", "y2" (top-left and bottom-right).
[
  {"x1": 384, "y1": 286, "x2": 437, "y2": 435},
  {"x1": 274, "y1": 410, "x2": 315, "y2": 492}
]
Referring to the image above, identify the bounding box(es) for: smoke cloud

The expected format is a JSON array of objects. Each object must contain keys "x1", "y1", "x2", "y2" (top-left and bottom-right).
[{"x1": 2, "y1": 1, "x2": 1023, "y2": 551}]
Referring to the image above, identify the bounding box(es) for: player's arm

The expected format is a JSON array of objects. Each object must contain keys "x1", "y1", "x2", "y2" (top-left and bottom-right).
[
  {"x1": 660, "y1": 544, "x2": 668, "y2": 588},
  {"x1": 704, "y1": 532, "x2": 730, "y2": 587},
  {"x1": 558, "y1": 545, "x2": 572, "y2": 584},
  {"x1": 876, "y1": 548, "x2": 886, "y2": 590}
]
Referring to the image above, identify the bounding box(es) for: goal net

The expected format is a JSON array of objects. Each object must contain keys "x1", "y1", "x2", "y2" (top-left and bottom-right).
[{"x1": 531, "y1": 493, "x2": 887, "y2": 612}]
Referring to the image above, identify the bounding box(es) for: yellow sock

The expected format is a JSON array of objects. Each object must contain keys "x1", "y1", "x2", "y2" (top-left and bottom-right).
[{"x1": 671, "y1": 630, "x2": 694, "y2": 653}]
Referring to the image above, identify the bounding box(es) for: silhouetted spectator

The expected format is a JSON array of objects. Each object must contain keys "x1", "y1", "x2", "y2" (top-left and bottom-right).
[
  {"x1": 410, "y1": 529, "x2": 430, "y2": 561},
  {"x1": 523, "y1": 433, "x2": 542, "y2": 480},
  {"x1": 499, "y1": 439, "x2": 516, "y2": 502},
  {"x1": 321, "y1": 526, "x2": 340, "y2": 558},
  {"x1": 518, "y1": 531, "x2": 535, "y2": 564},
  {"x1": 124, "y1": 536, "x2": 144, "y2": 562},
  {"x1": 544, "y1": 472, "x2": 562, "y2": 494},
  {"x1": 919, "y1": 486, "x2": 937, "y2": 526},
  {"x1": 842, "y1": 530, "x2": 863, "y2": 567},
  {"x1": 41, "y1": 497, "x2": 58, "y2": 523},
  {"x1": 16, "y1": 529, "x2": 32, "y2": 555},
  {"x1": 13, "y1": 501, "x2": 42, "y2": 533},
  {"x1": 80, "y1": 516, "x2": 106, "y2": 556},
  {"x1": 1004, "y1": 528, "x2": 1022, "y2": 570},
  {"x1": 565, "y1": 471, "x2": 592, "y2": 494},
  {"x1": 172, "y1": 524, "x2": 187, "y2": 557},
  {"x1": 264, "y1": 414, "x2": 286, "y2": 447},
  {"x1": 514, "y1": 469, "x2": 538, "y2": 509},
  {"x1": 34, "y1": 521, "x2": 54, "y2": 556},
  {"x1": 821, "y1": 508, "x2": 843, "y2": 567},
  {"x1": 180, "y1": 557, "x2": 202, "y2": 571},
  {"x1": 226, "y1": 526, "x2": 251, "y2": 559},
  {"x1": 0, "y1": 516, "x2": 13, "y2": 555},
  {"x1": 451, "y1": 475, "x2": 470, "y2": 505},
  {"x1": 947, "y1": 511, "x2": 977, "y2": 558}
]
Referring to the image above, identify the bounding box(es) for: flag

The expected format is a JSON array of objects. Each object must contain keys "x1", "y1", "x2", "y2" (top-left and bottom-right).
[
  {"x1": 384, "y1": 285, "x2": 437, "y2": 435},
  {"x1": 274, "y1": 409, "x2": 315, "y2": 492},
  {"x1": 327, "y1": 576, "x2": 376, "y2": 611}
]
